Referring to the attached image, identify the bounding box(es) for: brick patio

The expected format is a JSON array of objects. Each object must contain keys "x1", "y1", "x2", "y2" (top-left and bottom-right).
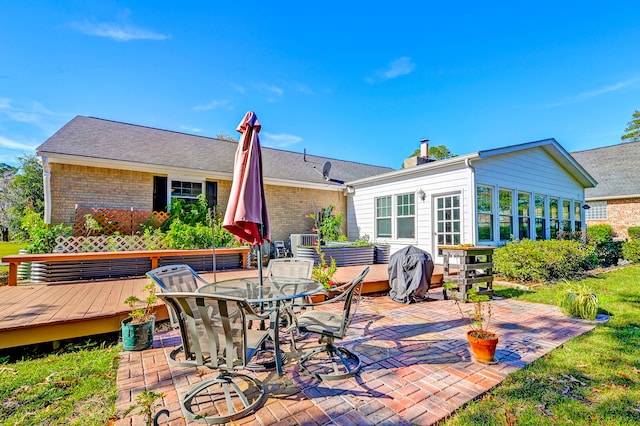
[{"x1": 115, "y1": 288, "x2": 604, "y2": 425}]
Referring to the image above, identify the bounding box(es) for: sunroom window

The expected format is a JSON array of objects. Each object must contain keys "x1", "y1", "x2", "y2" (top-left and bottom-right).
[
  {"x1": 477, "y1": 185, "x2": 493, "y2": 241},
  {"x1": 518, "y1": 192, "x2": 530, "y2": 239},
  {"x1": 499, "y1": 189, "x2": 513, "y2": 240}
]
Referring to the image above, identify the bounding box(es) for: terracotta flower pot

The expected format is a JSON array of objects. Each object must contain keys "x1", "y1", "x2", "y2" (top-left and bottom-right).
[{"x1": 466, "y1": 330, "x2": 498, "y2": 364}]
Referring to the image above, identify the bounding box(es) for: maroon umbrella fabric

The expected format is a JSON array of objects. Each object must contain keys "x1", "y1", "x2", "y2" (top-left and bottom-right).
[{"x1": 223, "y1": 111, "x2": 271, "y2": 246}]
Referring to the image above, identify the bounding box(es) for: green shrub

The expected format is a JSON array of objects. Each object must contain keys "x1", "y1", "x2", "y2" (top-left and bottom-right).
[
  {"x1": 586, "y1": 224, "x2": 622, "y2": 267},
  {"x1": 162, "y1": 220, "x2": 213, "y2": 249},
  {"x1": 493, "y1": 239, "x2": 591, "y2": 283},
  {"x1": 622, "y1": 239, "x2": 640, "y2": 263},
  {"x1": 587, "y1": 224, "x2": 614, "y2": 244},
  {"x1": 163, "y1": 195, "x2": 210, "y2": 230},
  {"x1": 20, "y1": 209, "x2": 72, "y2": 253},
  {"x1": 557, "y1": 282, "x2": 599, "y2": 320},
  {"x1": 628, "y1": 226, "x2": 640, "y2": 241}
]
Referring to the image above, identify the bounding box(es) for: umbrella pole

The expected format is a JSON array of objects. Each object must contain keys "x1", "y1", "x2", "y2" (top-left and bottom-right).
[
  {"x1": 209, "y1": 208, "x2": 217, "y2": 283},
  {"x1": 257, "y1": 244, "x2": 264, "y2": 285}
]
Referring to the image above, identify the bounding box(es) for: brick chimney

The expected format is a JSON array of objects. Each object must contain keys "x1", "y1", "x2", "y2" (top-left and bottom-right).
[
  {"x1": 403, "y1": 139, "x2": 431, "y2": 168},
  {"x1": 420, "y1": 139, "x2": 429, "y2": 160}
]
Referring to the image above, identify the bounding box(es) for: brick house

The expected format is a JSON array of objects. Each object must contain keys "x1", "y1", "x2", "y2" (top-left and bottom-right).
[
  {"x1": 36, "y1": 116, "x2": 392, "y2": 245},
  {"x1": 572, "y1": 141, "x2": 640, "y2": 239}
]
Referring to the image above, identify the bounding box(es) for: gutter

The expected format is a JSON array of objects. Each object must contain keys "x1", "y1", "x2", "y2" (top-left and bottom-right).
[
  {"x1": 42, "y1": 156, "x2": 51, "y2": 224},
  {"x1": 465, "y1": 158, "x2": 476, "y2": 244}
]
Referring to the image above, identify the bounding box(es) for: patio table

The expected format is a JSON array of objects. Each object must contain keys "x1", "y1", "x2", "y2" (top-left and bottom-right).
[{"x1": 197, "y1": 276, "x2": 323, "y2": 376}]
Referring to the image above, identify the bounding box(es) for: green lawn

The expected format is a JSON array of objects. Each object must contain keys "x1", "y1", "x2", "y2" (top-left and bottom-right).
[
  {"x1": 445, "y1": 265, "x2": 640, "y2": 425},
  {"x1": 0, "y1": 241, "x2": 27, "y2": 272}
]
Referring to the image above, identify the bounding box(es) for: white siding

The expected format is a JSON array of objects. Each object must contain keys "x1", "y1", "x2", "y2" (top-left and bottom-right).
[
  {"x1": 347, "y1": 145, "x2": 588, "y2": 264},
  {"x1": 348, "y1": 163, "x2": 473, "y2": 260},
  {"x1": 474, "y1": 147, "x2": 584, "y2": 198}
]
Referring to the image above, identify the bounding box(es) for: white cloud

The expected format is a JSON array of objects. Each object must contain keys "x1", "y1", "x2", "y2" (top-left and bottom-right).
[
  {"x1": 366, "y1": 56, "x2": 416, "y2": 84},
  {"x1": 70, "y1": 10, "x2": 169, "y2": 42},
  {"x1": 294, "y1": 82, "x2": 316, "y2": 95},
  {"x1": 547, "y1": 78, "x2": 640, "y2": 108},
  {"x1": 194, "y1": 99, "x2": 230, "y2": 111},
  {"x1": 232, "y1": 84, "x2": 246, "y2": 94},
  {"x1": 179, "y1": 125, "x2": 202, "y2": 133},
  {"x1": 261, "y1": 84, "x2": 284, "y2": 96},
  {"x1": 261, "y1": 131, "x2": 302, "y2": 148},
  {"x1": 0, "y1": 135, "x2": 38, "y2": 151}
]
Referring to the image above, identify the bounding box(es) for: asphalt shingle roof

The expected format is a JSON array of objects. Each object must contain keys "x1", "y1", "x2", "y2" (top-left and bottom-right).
[
  {"x1": 37, "y1": 116, "x2": 393, "y2": 185},
  {"x1": 572, "y1": 141, "x2": 640, "y2": 199}
]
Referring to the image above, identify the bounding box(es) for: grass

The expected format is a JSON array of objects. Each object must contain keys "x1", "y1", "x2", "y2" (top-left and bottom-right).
[
  {"x1": 444, "y1": 265, "x2": 640, "y2": 426},
  {"x1": 0, "y1": 337, "x2": 119, "y2": 425},
  {"x1": 0, "y1": 241, "x2": 28, "y2": 273}
]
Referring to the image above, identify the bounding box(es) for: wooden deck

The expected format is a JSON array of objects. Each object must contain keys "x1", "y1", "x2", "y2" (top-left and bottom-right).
[{"x1": 0, "y1": 264, "x2": 443, "y2": 350}]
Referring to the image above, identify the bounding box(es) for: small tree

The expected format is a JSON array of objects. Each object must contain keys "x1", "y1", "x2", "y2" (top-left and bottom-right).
[
  {"x1": 4, "y1": 155, "x2": 44, "y2": 239},
  {"x1": 621, "y1": 110, "x2": 640, "y2": 143}
]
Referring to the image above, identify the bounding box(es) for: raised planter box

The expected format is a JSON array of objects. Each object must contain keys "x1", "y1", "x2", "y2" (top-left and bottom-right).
[
  {"x1": 2, "y1": 247, "x2": 250, "y2": 285},
  {"x1": 296, "y1": 245, "x2": 375, "y2": 267}
]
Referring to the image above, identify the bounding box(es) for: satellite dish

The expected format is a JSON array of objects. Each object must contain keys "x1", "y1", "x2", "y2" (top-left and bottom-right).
[
  {"x1": 312, "y1": 161, "x2": 345, "y2": 185},
  {"x1": 321, "y1": 161, "x2": 345, "y2": 185}
]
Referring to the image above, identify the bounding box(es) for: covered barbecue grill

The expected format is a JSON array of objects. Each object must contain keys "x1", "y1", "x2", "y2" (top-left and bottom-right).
[{"x1": 388, "y1": 245, "x2": 434, "y2": 304}]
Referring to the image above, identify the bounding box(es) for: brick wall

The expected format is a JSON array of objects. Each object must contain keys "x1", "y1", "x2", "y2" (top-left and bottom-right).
[
  {"x1": 50, "y1": 164, "x2": 347, "y2": 243},
  {"x1": 50, "y1": 163, "x2": 155, "y2": 225},
  {"x1": 586, "y1": 197, "x2": 640, "y2": 239}
]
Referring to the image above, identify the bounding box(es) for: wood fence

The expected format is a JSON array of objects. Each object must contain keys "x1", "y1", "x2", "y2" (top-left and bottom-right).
[{"x1": 73, "y1": 207, "x2": 170, "y2": 236}]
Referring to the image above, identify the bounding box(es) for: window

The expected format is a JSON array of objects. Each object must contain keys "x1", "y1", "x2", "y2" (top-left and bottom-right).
[
  {"x1": 550, "y1": 197, "x2": 559, "y2": 239},
  {"x1": 574, "y1": 201, "x2": 582, "y2": 231},
  {"x1": 518, "y1": 192, "x2": 530, "y2": 239},
  {"x1": 499, "y1": 189, "x2": 513, "y2": 240},
  {"x1": 535, "y1": 194, "x2": 546, "y2": 240},
  {"x1": 477, "y1": 185, "x2": 493, "y2": 241},
  {"x1": 396, "y1": 193, "x2": 415, "y2": 238},
  {"x1": 375, "y1": 196, "x2": 392, "y2": 238},
  {"x1": 436, "y1": 194, "x2": 461, "y2": 246},
  {"x1": 562, "y1": 200, "x2": 572, "y2": 232},
  {"x1": 171, "y1": 180, "x2": 203, "y2": 204},
  {"x1": 585, "y1": 201, "x2": 607, "y2": 220}
]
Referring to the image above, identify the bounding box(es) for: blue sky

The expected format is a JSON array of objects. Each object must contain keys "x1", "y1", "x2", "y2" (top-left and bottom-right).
[{"x1": 1, "y1": 1, "x2": 639, "y2": 169}]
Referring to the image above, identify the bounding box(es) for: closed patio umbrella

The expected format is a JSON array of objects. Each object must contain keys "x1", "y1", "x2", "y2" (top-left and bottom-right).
[{"x1": 223, "y1": 111, "x2": 270, "y2": 282}]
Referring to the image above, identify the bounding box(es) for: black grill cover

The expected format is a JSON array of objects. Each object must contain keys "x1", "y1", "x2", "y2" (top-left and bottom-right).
[{"x1": 388, "y1": 245, "x2": 434, "y2": 304}]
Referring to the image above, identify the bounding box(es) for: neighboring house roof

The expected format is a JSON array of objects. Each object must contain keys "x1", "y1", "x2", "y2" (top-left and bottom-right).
[
  {"x1": 349, "y1": 138, "x2": 596, "y2": 188},
  {"x1": 572, "y1": 141, "x2": 640, "y2": 200},
  {"x1": 37, "y1": 116, "x2": 393, "y2": 188}
]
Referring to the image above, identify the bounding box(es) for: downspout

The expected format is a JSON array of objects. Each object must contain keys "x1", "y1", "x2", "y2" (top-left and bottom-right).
[
  {"x1": 465, "y1": 158, "x2": 476, "y2": 244},
  {"x1": 42, "y1": 156, "x2": 51, "y2": 224}
]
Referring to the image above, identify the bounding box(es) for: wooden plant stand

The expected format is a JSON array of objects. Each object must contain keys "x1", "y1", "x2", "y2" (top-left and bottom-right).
[{"x1": 440, "y1": 246, "x2": 495, "y2": 300}]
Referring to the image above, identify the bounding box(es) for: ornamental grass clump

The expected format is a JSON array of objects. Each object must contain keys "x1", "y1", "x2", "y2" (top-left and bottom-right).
[{"x1": 557, "y1": 281, "x2": 599, "y2": 320}]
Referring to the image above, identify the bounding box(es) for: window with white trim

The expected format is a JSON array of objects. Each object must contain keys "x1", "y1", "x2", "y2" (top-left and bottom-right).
[
  {"x1": 375, "y1": 196, "x2": 392, "y2": 238},
  {"x1": 518, "y1": 191, "x2": 530, "y2": 239},
  {"x1": 549, "y1": 197, "x2": 559, "y2": 239},
  {"x1": 171, "y1": 180, "x2": 203, "y2": 205},
  {"x1": 477, "y1": 185, "x2": 493, "y2": 241},
  {"x1": 584, "y1": 201, "x2": 607, "y2": 220},
  {"x1": 396, "y1": 193, "x2": 415, "y2": 238},
  {"x1": 535, "y1": 194, "x2": 546, "y2": 240},
  {"x1": 574, "y1": 201, "x2": 582, "y2": 231},
  {"x1": 499, "y1": 189, "x2": 513, "y2": 240},
  {"x1": 562, "y1": 199, "x2": 572, "y2": 232}
]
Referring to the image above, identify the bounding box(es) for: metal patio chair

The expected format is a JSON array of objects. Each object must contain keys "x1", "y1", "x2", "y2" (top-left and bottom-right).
[
  {"x1": 147, "y1": 264, "x2": 212, "y2": 328},
  {"x1": 157, "y1": 291, "x2": 270, "y2": 424},
  {"x1": 295, "y1": 266, "x2": 370, "y2": 381}
]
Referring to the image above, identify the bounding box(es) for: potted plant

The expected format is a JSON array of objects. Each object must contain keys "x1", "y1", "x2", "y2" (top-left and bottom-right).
[
  {"x1": 121, "y1": 282, "x2": 157, "y2": 351},
  {"x1": 311, "y1": 244, "x2": 338, "y2": 301},
  {"x1": 443, "y1": 282, "x2": 499, "y2": 364}
]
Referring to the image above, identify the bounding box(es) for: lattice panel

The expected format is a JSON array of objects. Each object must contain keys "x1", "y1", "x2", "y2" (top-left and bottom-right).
[
  {"x1": 73, "y1": 208, "x2": 169, "y2": 236},
  {"x1": 54, "y1": 235, "x2": 167, "y2": 253}
]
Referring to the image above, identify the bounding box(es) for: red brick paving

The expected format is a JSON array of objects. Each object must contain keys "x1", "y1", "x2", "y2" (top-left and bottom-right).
[{"x1": 115, "y1": 288, "x2": 603, "y2": 425}]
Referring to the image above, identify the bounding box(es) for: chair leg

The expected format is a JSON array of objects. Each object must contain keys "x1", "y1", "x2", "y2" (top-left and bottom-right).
[
  {"x1": 180, "y1": 372, "x2": 266, "y2": 424},
  {"x1": 298, "y1": 341, "x2": 362, "y2": 381}
]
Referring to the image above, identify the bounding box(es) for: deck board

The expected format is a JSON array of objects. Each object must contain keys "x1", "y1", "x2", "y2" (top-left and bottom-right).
[{"x1": 0, "y1": 264, "x2": 398, "y2": 350}]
